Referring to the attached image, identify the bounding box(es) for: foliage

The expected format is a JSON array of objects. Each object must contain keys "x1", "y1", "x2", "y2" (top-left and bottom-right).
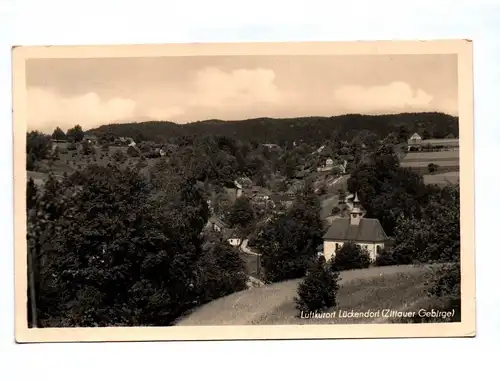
[
  {"x1": 391, "y1": 184, "x2": 459, "y2": 264},
  {"x1": 374, "y1": 245, "x2": 409, "y2": 266},
  {"x1": 91, "y1": 113, "x2": 458, "y2": 146},
  {"x1": 428, "y1": 163, "x2": 439, "y2": 173},
  {"x1": 195, "y1": 242, "x2": 248, "y2": 304},
  {"x1": 66, "y1": 125, "x2": 85, "y2": 143},
  {"x1": 227, "y1": 196, "x2": 255, "y2": 231},
  {"x1": 347, "y1": 144, "x2": 435, "y2": 236},
  {"x1": 52, "y1": 127, "x2": 66, "y2": 141},
  {"x1": 112, "y1": 149, "x2": 127, "y2": 163},
  {"x1": 331, "y1": 206, "x2": 341, "y2": 215},
  {"x1": 27, "y1": 164, "x2": 248, "y2": 327},
  {"x1": 254, "y1": 183, "x2": 324, "y2": 283},
  {"x1": 330, "y1": 241, "x2": 371, "y2": 271},
  {"x1": 26, "y1": 131, "x2": 51, "y2": 169},
  {"x1": 295, "y1": 256, "x2": 340, "y2": 313},
  {"x1": 127, "y1": 146, "x2": 140, "y2": 157},
  {"x1": 81, "y1": 140, "x2": 95, "y2": 155}
]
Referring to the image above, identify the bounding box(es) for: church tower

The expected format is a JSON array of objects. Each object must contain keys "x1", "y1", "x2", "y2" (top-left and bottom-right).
[{"x1": 350, "y1": 193, "x2": 363, "y2": 225}]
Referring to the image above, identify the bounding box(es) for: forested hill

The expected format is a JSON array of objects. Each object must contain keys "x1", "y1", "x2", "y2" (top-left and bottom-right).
[{"x1": 88, "y1": 112, "x2": 458, "y2": 145}]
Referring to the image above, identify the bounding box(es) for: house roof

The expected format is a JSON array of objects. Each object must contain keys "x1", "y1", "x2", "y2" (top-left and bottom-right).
[
  {"x1": 222, "y1": 228, "x2": 244, "y2": 240},
  {"x1": 323, "y1": 217, "x2": 387, "y2": 242},
  {"x1": 409, "y1": 133, "x2": 421, "y2": 140},
  {"x1": 270, "y1": 194, "x2": 294, "y2": 203},
  {"x1": 208, "y1": 215, "x2": 228, "y2": 228}
]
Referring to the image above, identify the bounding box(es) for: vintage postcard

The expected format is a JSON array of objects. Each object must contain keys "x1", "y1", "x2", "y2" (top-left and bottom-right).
[{"x1": 13, "y1": 40, "x2": 475, "y2": 343}]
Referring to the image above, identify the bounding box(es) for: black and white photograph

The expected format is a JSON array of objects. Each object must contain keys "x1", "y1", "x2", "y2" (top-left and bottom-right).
[{"x1": 13, "y1": 40, "x2": 475, "y2": 342}]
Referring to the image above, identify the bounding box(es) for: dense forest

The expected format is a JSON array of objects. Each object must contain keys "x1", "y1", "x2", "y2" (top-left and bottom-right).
[{"x1": 88, "y1": 112, "x2": 459, "y2": 146}]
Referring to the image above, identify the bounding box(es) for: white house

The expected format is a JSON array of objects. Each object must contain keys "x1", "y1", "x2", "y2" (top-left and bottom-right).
[
  {"x1": 224, "y1": 229, "x2": 243, "y2": 247},
  {"x1": 407, "y1": 132, "x2": 423, "y2": 151},
  {"x1": 319, "y1": 193, "x2": 387, "y2": 262},
  {"x1": 317, "y1": 157, "x2": 335, "y2": 172}
]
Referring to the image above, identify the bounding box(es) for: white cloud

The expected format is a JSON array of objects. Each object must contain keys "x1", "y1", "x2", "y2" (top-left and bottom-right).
[
  {"x1": 27, "y1": 87, "x2": 137, "y2": 132},
  {"x1": 332, "y1": 81, "x2": 434, "y2": 114}
]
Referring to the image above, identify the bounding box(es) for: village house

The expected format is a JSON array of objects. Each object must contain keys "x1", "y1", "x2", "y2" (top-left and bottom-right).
[
  {"x1": 205, "y1": 215, "x2": 244, "y2": 247},
  {"x1": 269, "y1": 194, "x2": 295, "y2": 210},
  {"x1": 245, "y1": 186, "x2": 271, "y2": 202},
  {"x1": 223, "y1": 228, "x2": 244, "y2": 247},
  {"x1": 317, "y1": 194, "x2": 387, "y2": 262},
  {"x1": 317, "y1": 158, "x2": 347, "y2": 174},
  {"x1": 206, "y1": 215, "x2": 228, "y2": 233}
]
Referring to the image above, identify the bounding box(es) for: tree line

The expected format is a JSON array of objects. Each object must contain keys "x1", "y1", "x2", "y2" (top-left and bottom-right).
[{"x1": 89, "y1": 112, "x2": 458, "y2": 146}]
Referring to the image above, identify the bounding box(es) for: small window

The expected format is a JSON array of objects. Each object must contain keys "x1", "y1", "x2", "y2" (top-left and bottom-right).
[{"x1": 335, "y1": 243, "x2": 339, "y2": 250}]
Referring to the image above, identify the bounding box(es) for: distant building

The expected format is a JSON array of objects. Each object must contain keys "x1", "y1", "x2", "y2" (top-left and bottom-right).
[
  {"x1": 318, "y1": 193, "x2": 387, "y2": 262},
  {"x1": 206, "y1": 215, "x2": 228, "y2": 233},
  {"x1": 223, "y1": 228, "x2": 243, "y2": 247},
  {"x1": 269, "y1": 194, "x2": 295, "y2": 209}
]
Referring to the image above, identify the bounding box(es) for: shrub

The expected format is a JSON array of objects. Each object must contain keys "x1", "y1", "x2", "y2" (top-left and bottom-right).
[
  {"x1": 375, "y1": 246, "x2": 413, "y2": 266},
  {"x1": 295, "y1": 256, "x2": 340, "y2": 313},
  {"x1": 67, "y1": 143, "x2": 77, "y2": 151},
  {"x1": 428, "y1": 163, "x2": 439, "y2": 173},
  {"x1": 331, "y1": 206, "x2": 341, "y2": 215},
  {"x1": 112, "y1": 150, "x2": 127, "y2": 163},
  {"x1": 330, "y1": 241, "x2": 371, "y2": 271},
  {"x1": 127, "y1": 146, "x2": 140, "y2": 157}
]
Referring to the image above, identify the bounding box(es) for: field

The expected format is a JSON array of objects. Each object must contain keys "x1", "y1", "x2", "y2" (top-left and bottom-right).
[
  {"x1": 176, "y1": 264, "x2": 442, "y2": 326},
  {"x1": 400, "y1": 150, "x2": 459, "y2": 177},
  {"x1": 423, "y1": 171, "x2": 459, "y2": 186}
]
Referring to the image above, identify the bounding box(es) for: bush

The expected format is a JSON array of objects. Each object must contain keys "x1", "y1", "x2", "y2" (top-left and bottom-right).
[
  {"x1": 127, "y1": 146, "x2": 140, "y2": 157},
  {"x1": 428, "y1": 163, "x2": 439, "y2": 173},
  {"x1": 67, "y1": 143, "x2": 77, "y2": 151},
  {"x1": 331, "y1": 206, "x2": 341, "y2": 215},
  {"x1": 375, "y1": 246, "x2": 413, "y2": 266},
  {"x1": 112, "y1": 150, "x2": 127, "y2": 163},
  {"x1": 295, "y1": 257, "x2": 340, "y2": 313},
  {"x1": 330, "y1": 241, "x2": 371, "y2": 271}
]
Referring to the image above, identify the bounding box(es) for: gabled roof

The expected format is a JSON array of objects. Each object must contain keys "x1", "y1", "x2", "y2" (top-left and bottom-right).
[
  {"x1": 323, "y1": 218, "x2": 387, "y2": 242},
  {"x1": 222, "y1": 228, "x2": 244, "y2": 240},
  {"x1": 409, "y1": 133, "x2": 421, "y2": 140},
  {"x1": 208, "y1": 215, "x2": 228, "y2": 228}
]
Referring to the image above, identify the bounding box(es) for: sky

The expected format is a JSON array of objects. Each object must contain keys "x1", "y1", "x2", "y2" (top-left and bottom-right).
[{"x1": 26, "y1": 54, "x2": 458, "y2": 132}]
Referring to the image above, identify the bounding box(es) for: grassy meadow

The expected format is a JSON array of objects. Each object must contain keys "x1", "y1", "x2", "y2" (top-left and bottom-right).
[{"x1": 176, "y1": 264, "x2": 443, "y2": 326}]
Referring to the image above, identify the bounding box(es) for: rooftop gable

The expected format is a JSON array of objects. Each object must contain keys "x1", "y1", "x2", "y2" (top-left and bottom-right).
[{"x1": 323, "y1": 217, "x2": 387, "y2": 242}]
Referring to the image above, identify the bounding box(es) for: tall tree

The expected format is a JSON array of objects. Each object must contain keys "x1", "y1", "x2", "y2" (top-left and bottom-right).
[
  {"x1": 26, "y1": 131, "x2": 51, "y2": 170},
  {"x1": 254, "y1": 183, "x2": 324, "y2": 283},
  {"x1": 227, "y1": 196, "x2": 255, "y2": 231},
  {"x1": 66, "y1": 125, "x2": 84, "y2": 143},
  {"x1": 52, "y1": 127, "x2": 66, "y2": 141}
]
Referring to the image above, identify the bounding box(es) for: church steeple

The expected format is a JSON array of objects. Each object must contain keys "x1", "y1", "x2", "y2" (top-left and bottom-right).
[{"x1": 350, "y1": 192, "x2": 363, "y2": 225}]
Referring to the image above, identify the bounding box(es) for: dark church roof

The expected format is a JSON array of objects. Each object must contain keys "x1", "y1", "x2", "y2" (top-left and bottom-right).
[{"x1": 323, "y1": 218, "x2": 387, "y2": 243}]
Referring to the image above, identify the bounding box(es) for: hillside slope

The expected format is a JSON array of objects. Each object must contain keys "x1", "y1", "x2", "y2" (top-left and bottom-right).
[{"x1": 176, "y1": 264, "x2": 440, "y2": 326}]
